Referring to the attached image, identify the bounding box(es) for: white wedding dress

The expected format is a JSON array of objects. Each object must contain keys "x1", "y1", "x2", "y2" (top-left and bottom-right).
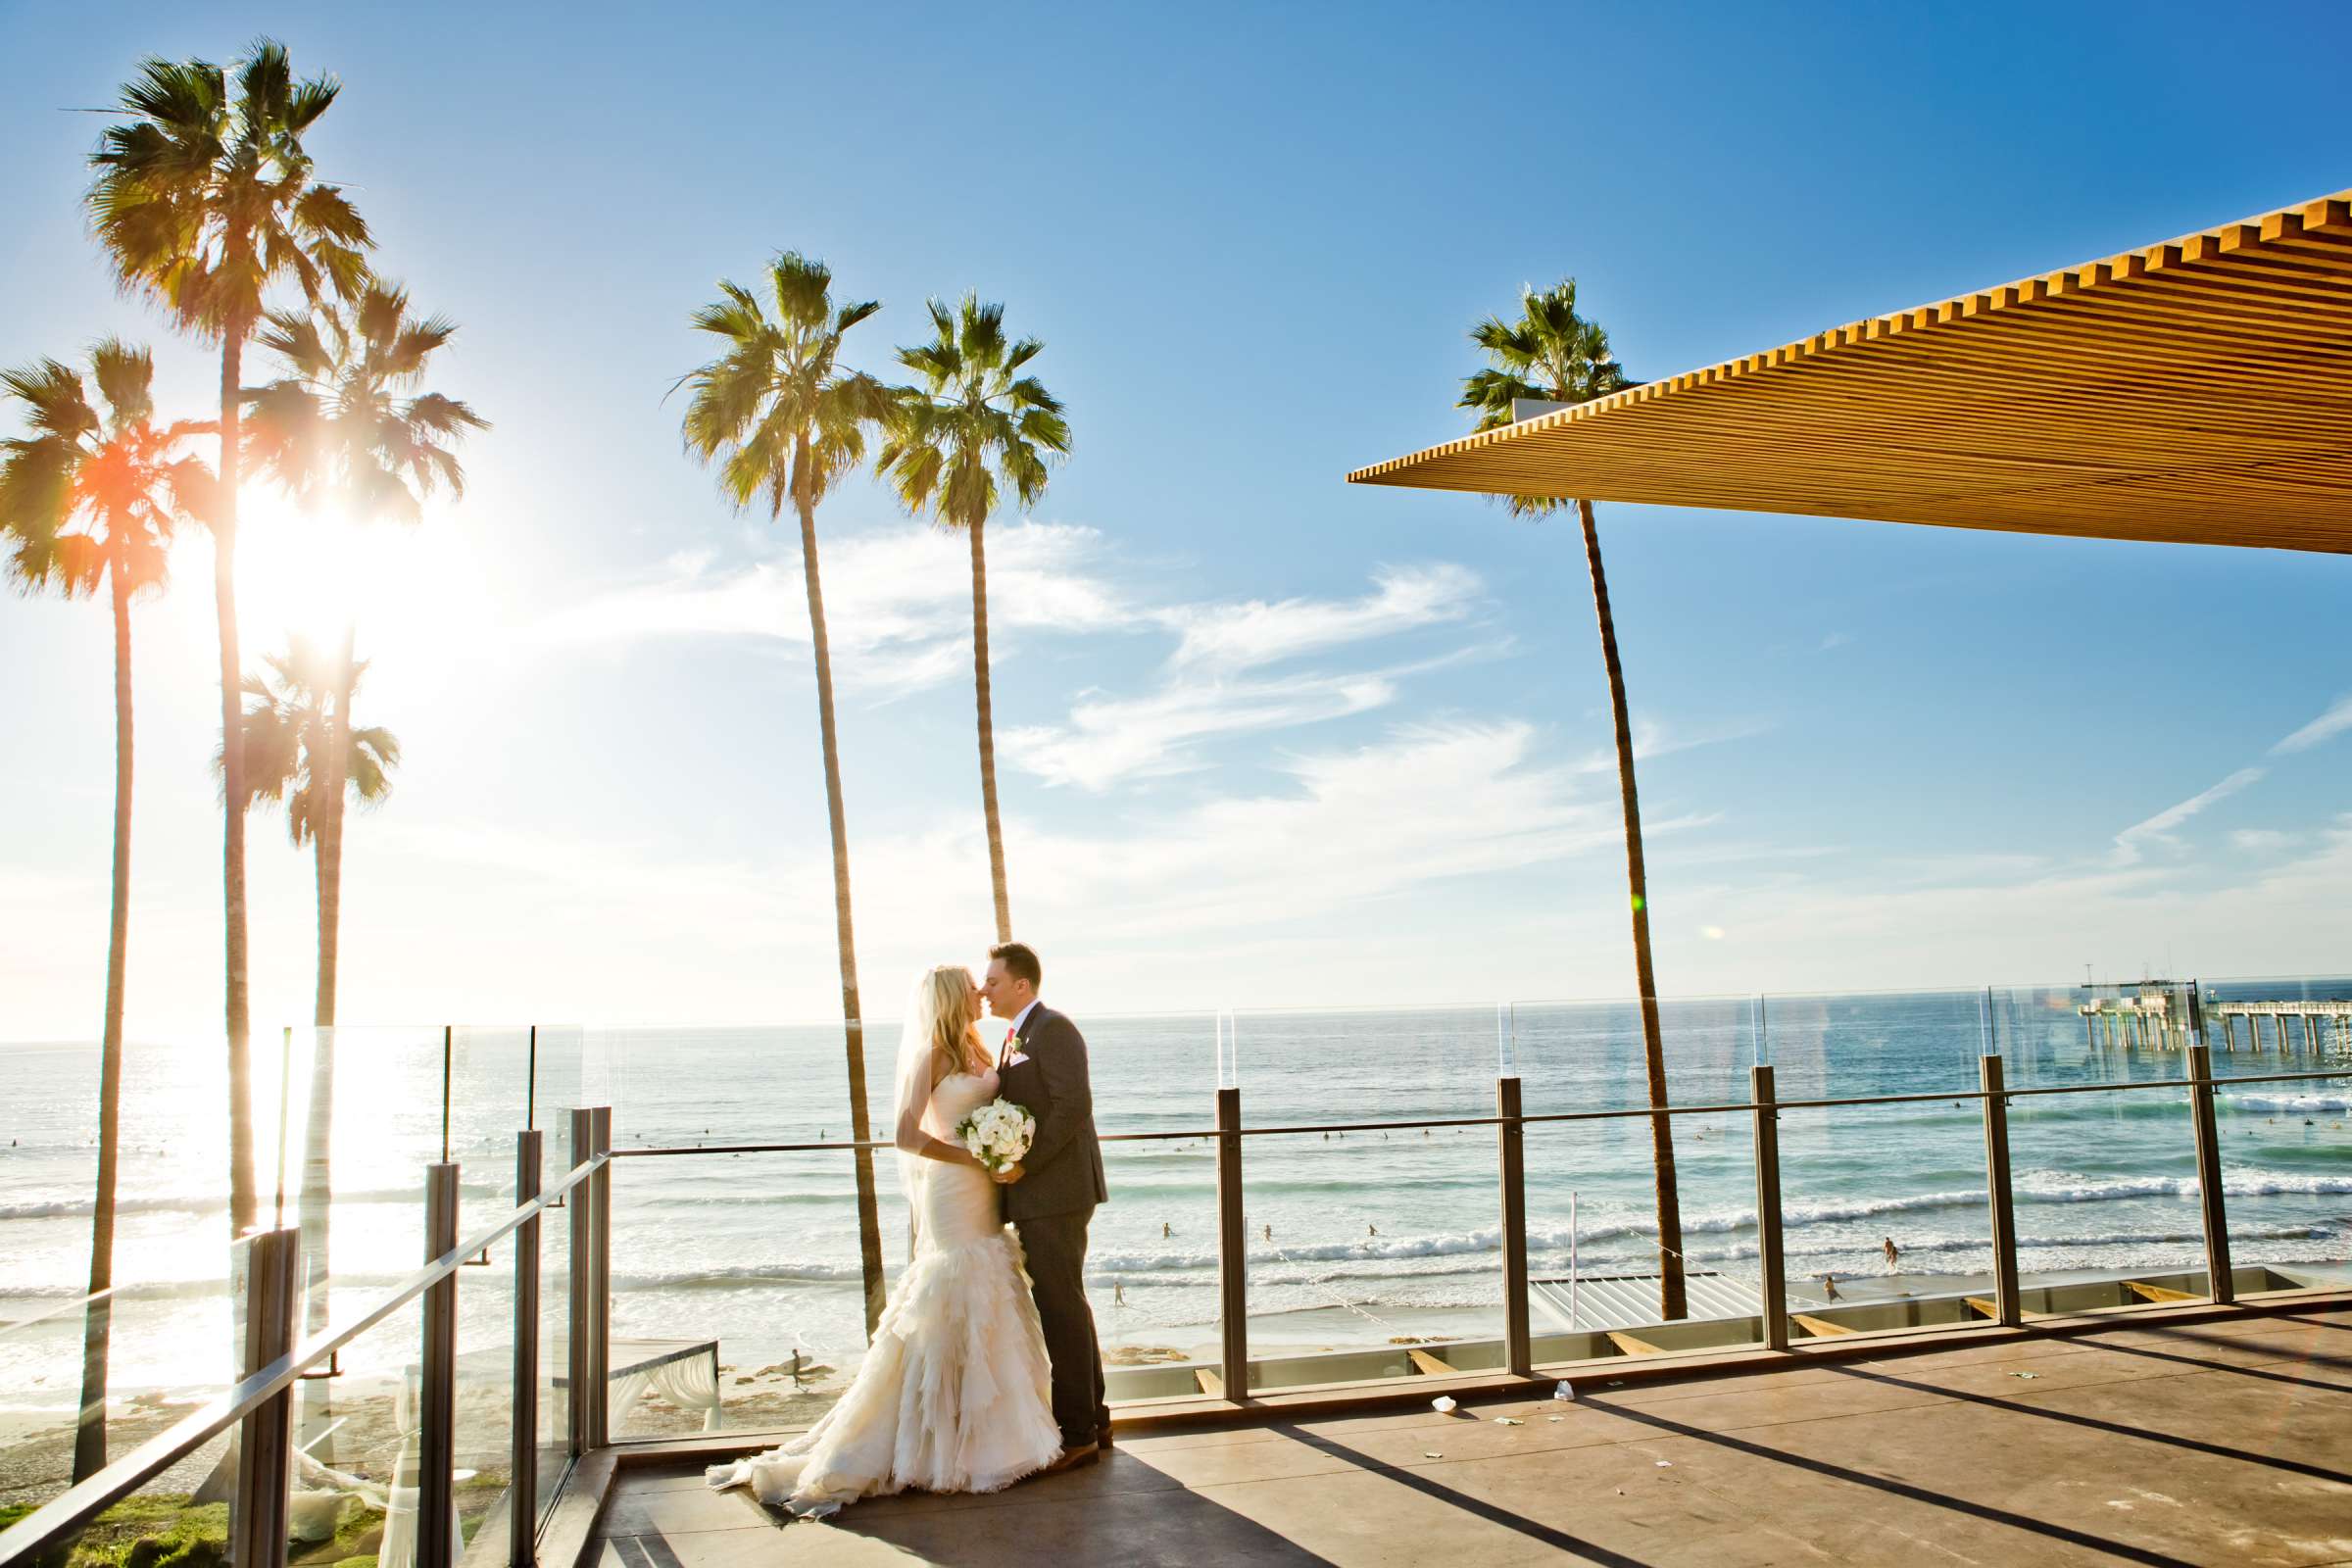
[{"x1": 706, "y1": 1067, "x2": 1064, "y2": 1516}]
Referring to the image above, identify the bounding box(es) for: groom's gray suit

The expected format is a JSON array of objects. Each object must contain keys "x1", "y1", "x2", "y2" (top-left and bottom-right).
[{"x1": 997, "y1": 1003, "x2": 1109, "y2": 1449}]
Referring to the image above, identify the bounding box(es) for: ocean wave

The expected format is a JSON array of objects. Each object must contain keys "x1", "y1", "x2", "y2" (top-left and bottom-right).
[
  {"x1": 2225, "y1": 1093, "x2": 2352, "y2": 1113},
  {"x1": 0, "y1": 1182, "x2": 501, "y2": 1223},
  {"x1": 610, "y1": 1261, "x2": 867, "y2": 1289}
]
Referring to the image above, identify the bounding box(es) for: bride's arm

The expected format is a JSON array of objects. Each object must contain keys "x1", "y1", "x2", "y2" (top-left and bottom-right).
[{"x1": 895, "y1": 1050, "x2": 985, "y2": 1168}]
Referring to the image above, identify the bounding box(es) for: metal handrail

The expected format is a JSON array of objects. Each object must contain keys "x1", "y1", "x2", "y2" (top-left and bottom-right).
[
  {"x1": 606, "y1": 1063, "x2": 2351, "y2": 1155},
  {"x1": 0, "y1": 1150, "x2": 608, "y2": 1568}
]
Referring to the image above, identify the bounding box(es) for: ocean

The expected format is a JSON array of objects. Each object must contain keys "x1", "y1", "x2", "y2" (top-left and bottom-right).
[{"x1": 4, "y1": 981, "x2": 2348, "y2": 1437}]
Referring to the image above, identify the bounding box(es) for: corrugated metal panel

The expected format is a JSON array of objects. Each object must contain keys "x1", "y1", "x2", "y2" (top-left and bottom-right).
[{"x1": 1529, "y1": 1271, "x2": 1759, "y2": 1332}]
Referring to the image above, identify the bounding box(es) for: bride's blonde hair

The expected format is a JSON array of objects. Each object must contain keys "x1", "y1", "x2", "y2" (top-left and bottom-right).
[{"x1": 921, "y1": 964, "x2": 983, "y2": 1076}]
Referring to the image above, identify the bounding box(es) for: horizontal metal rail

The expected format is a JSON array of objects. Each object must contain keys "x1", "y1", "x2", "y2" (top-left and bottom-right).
[
  {"x1": 609, "y1": 1064, "x2": 2351, "y2": 1157},
  {"x1": 0, "y1": 1151, "x2": 608, "y2": 1568}
]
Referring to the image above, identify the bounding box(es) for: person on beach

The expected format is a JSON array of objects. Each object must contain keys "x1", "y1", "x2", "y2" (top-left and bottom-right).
[{"x1": 1883, "y1": 1237, "x2": 1900, "y2": 1271}]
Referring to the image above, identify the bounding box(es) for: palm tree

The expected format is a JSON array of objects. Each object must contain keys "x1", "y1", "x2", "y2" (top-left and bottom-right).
[
  {"x1": 2, "y1": 342, "x2": 212, "y2": 1479},
  {"x1": 220, "y1": 632, "x2": 399, "y2": 1456},
  {"x1": 1461, "y1": 279, "x2": 1687, "y2": 1321},
  {"x1": 243, "y1": 280, "x2": 485, "y2": 1027},
  {"x1": 87, "y1": 40, "x2": 372, "y2": 1239},
  {"x1": 880, "y1": 298, "x2": 1070, "y2": 942},
  {"x1": 224, "y1": 637, "x2": 401, "y2": 938},
  {"x1": 680, "y1": 253, "x2": 898, "y2": 1338}
]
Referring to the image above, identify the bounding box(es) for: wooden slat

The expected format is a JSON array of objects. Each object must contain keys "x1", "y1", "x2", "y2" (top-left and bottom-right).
[
  {"x1": 1791, "y1": 1313, "x2": 1858, "y2": 1338},
  {"x1": 1195, "y1": 1367, "x2": 1223, "y2": 1396},
  {"x1": 1348, "y1": 187, "x2": 2352, "y2": 554},
  {"x1": 1406, "y1": 1348, "x2": 1458, "y2": 1376},
  {"x1": 1606, "y1": 1331, "x2": 1666, "y2": 1355}
]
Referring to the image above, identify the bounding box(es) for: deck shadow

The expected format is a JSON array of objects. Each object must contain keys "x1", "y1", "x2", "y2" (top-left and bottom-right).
[
  {"x1": 1578, "y1": 1394, "x2": 2203, "y2": 1567},
  {"x1": 1265, "y1": 1425, "x2": 1654, "y2": 1565},
  {"x1": 1822, "y1": 1360, "x2": 2352, "y2": 1486}
]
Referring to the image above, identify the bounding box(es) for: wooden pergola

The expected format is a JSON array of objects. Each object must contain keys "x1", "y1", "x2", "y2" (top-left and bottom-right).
[{"x1": 1349, "y1": 190, "x2": 2352, "y2": 554}]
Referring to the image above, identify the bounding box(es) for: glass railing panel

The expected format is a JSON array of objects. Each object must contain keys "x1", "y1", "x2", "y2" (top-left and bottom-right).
[
  {"x1": 1989, "y1": 979, "x2": 2230, "y2": 1306},
  {"x1": 1239, "y1": 1124, "x2": 1505, "y2": 1391},
  {"x1": 450, "y1": 1206, "x2": 514, "y2": 1558},
  {"x1": 531, "y1": 1166, "x2": 572, "y2": 1527},
  {"x1": 1227, "y1": 1004, "x2": 1500, "y2": 1389},
  {"x1": 1522, "y1": 1105, "x2": 1763, "y2": 1364},
  {"x1": 1760, "y1": 986, "x2": 1992, "y2": 1102},
  {"x1": 33, "y1": 1430, "x2": 238, "y2": 1568},
  {"x1": 0, "y1": 1284, "x2": 240, "y2": 1510},
  {"x1": 524, "y1": 1024, "x2": 586, "y2": 1133},
  {"x1": 1509, "y1": 993, "x2": 1760, "y2": 1112},
  {"x1": 287, "y1": 1292, "x2": 429, "y2": 1568},
  {"x1": 1, "y1": 1029, "x2": 279, "y2": 1504},
  {"x1": 591, "y1": 1019, "x2": 896, "y2": 1431},
  {"x1": 446, "y1": 1026, "x2": 534, "y2": 1175},
  {"x1": 1086, "y1": 1010, "x2": 1222, "y2": 1406},
  {"x1": 2202, "y1": 973, "x2": 2352, "y2": 1295},
  {"x1": 1751, "y1": 989, "x2": 1996, "y2": 1337},
  {"x1": 1771, "y1": 1090, "x2": 1992, "y2": 1338}
]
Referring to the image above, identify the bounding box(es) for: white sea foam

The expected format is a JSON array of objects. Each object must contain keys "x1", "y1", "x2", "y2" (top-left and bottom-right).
[{"x1": 2225, "y1": 1093, "x2": 2352, "y2": 1113}]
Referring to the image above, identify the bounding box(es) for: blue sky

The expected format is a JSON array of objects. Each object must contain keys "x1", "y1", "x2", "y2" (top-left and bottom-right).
[{"x1": 3, "y1": 1, "x2": 2349, "y2": 1037}]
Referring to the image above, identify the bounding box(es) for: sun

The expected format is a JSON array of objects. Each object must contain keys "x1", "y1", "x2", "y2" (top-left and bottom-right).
[{"x1": 229, "y1": 483, "x2": 493, "y2": 684}]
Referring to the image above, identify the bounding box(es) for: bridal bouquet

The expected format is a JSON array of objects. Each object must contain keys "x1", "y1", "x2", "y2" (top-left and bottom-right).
[{"x1": 956, "y1": 1098, "x2": 1036, "y2": 1174}]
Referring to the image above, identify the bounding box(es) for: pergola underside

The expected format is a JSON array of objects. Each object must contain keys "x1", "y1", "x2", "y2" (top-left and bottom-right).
[{"x1": 1350, "y1": 191, "x2": 2352, "y2": 555}]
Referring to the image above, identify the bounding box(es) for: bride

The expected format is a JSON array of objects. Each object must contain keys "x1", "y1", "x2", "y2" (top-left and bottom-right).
[{"x1": 706, "y1": 964, "x2": 1064, "y2": 1515}]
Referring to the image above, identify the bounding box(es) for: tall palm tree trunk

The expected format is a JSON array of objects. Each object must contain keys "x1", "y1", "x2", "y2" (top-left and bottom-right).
[
  {"x1": 315, "y1": 625, "x2": 356, "y2": 1028},
  {"x1": 1577, "y1": 498, "x2": 1686, "y2": 1321},
  {"x1": 295, "y1": 630, "x2": 355, "y2": 1456},
  {"x1": 966, "y1": 512, "x2": 1011, "y2": 942},
  {"x1": 217, "y1": 324, "x2": 257, "y2": 1240},
  {"x1": 796, "y1": 449, "x2": 885, "y2": 1338},
  {"x1": 294, "y1": 1017, "x2": 337, "y2": 1456},
  {"x1": 74, "y1": 562, "x2": 136, "y2": 1482}
]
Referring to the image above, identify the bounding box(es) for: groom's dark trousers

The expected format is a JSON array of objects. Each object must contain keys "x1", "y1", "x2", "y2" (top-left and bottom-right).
[{"x1": 997, "y1": 1004, "x2": 1110, "y2": 1449}]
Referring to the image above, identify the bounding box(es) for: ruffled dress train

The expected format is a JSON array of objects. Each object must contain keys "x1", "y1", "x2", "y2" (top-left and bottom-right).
[{"x1": 706, "y1": 1071, "x2": 1062, "y2": 1516}]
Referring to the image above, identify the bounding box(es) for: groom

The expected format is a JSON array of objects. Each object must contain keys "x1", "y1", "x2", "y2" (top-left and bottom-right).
[{"x1": 981, "y1": 941, "x2": 1110, "y2": 1471}]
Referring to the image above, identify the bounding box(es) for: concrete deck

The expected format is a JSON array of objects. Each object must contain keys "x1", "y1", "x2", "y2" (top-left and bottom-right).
[{"x1": 588, "y1": 1298, "x2": 2352, "y2": 1566}]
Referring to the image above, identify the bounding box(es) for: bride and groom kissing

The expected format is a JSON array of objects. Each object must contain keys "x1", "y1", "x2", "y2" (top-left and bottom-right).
[{"x1": 709, "y1": 942, "x2": 1112, "y2": 1518}]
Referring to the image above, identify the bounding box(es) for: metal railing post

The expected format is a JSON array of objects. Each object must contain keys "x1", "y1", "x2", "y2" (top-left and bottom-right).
[
  {"x1": 511, "y1": 1131, "x2": 542, "y2": 1568},
  {"x1": 2186, "y1": 1044, "x2": 2234, "y2": 1304},
  {"x1": 1979, "y1": 1055, "x2": 2022, "y2": 1328},
  {"x1": 567, "y1": 1109, "x2": 593, "y2": 1457},
  {"x1": 1497, "y1": 1075, "x2": 1532, "y2": 1377},
  {"x1": 229, "y1": 1227, "x2": 299, "y2": 1568},
  {"x1": 588, "y1": 1106, "x2": 612, "y2": 1447},
  {"x1": 1214, "y1": 1086, "x2": 1249, "y2": 1400},
  {"x1": 418, "y1": 1164, "x2": 460, "y2": 1568},
  {"x1": 1749, "y1": 1065, "x2": 1788, "y2": 1351}
]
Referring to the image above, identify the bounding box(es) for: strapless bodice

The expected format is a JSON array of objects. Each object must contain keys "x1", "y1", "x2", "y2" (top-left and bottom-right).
[
  {"x1": 928, "y1": 1069, "x2": 1002, "y2": 1130},
  {"x1": 917, "y1": 1070, "x2": 1004, "y2": 1253}
]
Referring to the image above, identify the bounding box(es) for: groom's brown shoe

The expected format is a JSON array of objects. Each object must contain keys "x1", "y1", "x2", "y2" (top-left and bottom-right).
[{"x1": 1041, "y1": 1444, "x2": 1099, "y2": 1476}]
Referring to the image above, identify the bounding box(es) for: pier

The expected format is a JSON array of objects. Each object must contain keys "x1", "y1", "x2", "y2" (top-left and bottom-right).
[{"x1": 2077, "y1": 982, "x2": 2351, "y2": 1057}]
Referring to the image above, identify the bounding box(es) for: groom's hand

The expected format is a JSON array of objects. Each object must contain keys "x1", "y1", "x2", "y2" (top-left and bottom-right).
[{"x1": 991, "y1": 1162, "x2": 1025, "y2": 1185}]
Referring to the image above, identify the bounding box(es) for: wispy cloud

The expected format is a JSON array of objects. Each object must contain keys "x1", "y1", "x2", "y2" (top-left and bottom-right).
[
  {"x1": 528, "y1": 521, "x2": 1129, "y2": 695},
  {"x1": 2227, "y1": 828, "x2": 2295, "y2": 854},
  {"x1": 1010, "y1": 564, "x2": 1493, "y2": 790},
  {"x1": 1007, "y1": 670, "x2": 1400, "y2": 790},
  {"x1": 2272, "y1": 694, "x2": 2352, "y2": 756},
  {"x1": 2110, "y1": 766, "x2": 2266, "y2": 865},
  {"x1": 1160, "y1": 564, "x2": 1481, "y2": 672},
  {"x1": 1573, "y1": 716, "x2": 1772, "y2": 775}
]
